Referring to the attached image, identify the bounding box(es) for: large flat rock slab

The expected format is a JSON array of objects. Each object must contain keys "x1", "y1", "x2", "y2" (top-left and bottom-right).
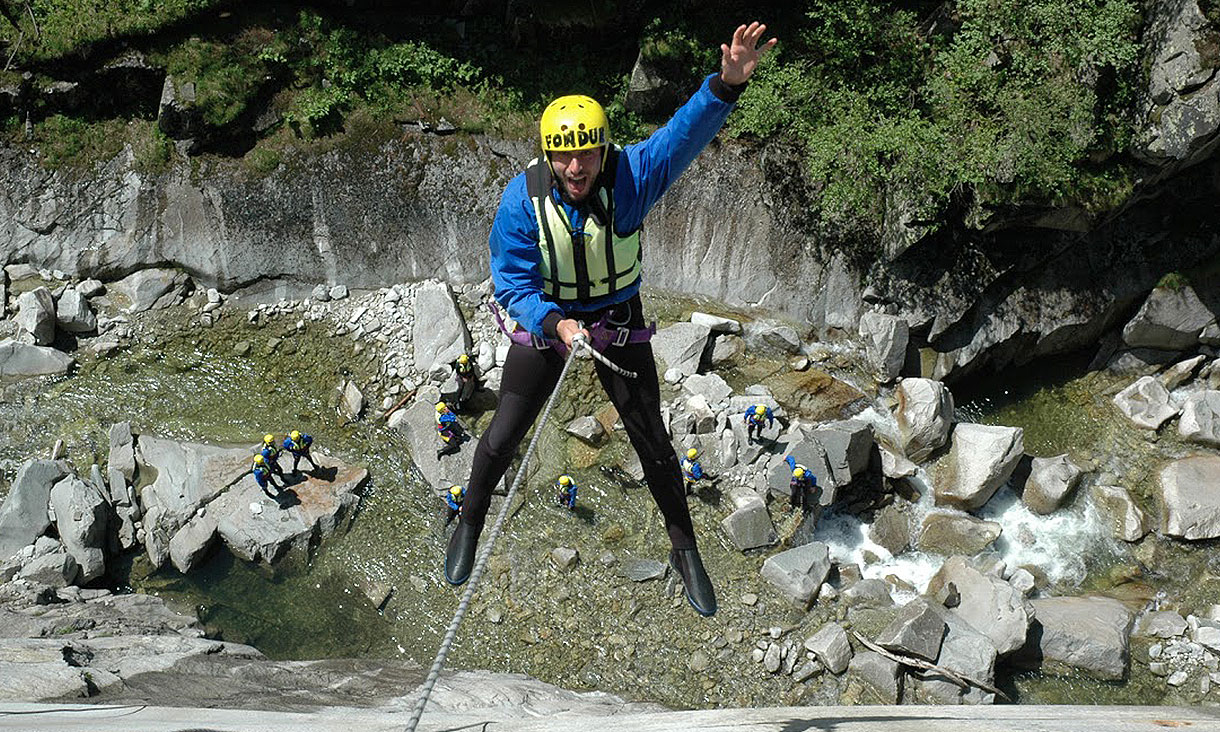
[
  {"x1": 2, "y1": 703, "x2": 1219, "y2": 732},
  {"x1": 213, "y1": 457, "x2": 367, "y2": 564}
]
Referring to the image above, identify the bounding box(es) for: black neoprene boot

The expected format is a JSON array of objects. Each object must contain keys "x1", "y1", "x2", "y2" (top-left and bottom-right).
[
  {"x1": 445, "y1": 521, "x2": 480, "y2": 585},
  {"x1": 670, "y1": 547, "x2": 717, "y2": 617}
]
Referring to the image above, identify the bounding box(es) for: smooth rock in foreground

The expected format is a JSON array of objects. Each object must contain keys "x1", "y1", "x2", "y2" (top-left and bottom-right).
[{"x1": 1159, "y1": 455, "x2": 1220, "y2": 540}]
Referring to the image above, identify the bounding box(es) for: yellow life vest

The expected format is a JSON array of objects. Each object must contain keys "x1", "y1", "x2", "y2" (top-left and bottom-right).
[{"x1": 525, "y1": 147, "x2": 642, "y2": 302}]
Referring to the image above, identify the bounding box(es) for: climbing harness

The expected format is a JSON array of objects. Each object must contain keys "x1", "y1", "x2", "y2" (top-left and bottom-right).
[
  {"x1": 487, "y1": 301, "x2": 649, "y2": 379},
  {"x1": 406, "y1": 332, "x2": 627, "y2": 731}
]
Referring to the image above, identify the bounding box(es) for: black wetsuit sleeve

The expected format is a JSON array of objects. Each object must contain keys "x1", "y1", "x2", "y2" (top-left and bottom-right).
[{"x1": 710, "y1": 73, "x2": 747, "y2": 104}]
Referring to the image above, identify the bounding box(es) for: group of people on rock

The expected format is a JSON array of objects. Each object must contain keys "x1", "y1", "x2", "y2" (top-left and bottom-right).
[{"x1": 250, "y1": 430, "x2": 318, "y2": 498}]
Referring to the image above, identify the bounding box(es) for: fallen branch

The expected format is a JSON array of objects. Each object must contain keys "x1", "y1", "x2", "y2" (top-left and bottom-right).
[
  {"x1": 851, "y1": 630, "x2": 1011, "y2": 702},
  {"x1": 380, "y1": 388, "x2": 417, "y2": 420}
]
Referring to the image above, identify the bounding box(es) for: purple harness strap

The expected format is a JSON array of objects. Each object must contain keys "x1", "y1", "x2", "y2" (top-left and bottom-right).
[{"x1": 488, "y1": 302, "x2": 655, "y2": 355}]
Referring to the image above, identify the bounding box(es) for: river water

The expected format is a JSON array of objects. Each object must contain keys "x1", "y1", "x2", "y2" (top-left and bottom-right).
[{"x1": 1, "y1": 294, "x2": 1214, "y2": 708}]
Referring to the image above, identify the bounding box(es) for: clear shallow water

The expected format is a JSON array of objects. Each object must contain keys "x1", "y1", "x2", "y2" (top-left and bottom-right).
[{"x1": 3, "y1": 301, "x2": 1212, "y2": 707}]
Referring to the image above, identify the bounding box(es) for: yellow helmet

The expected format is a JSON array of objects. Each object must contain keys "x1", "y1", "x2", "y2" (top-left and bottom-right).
[
  {"x1": 436, "y1": 402, "x2": 447, "y2": 413},
  {"x1": 263, "y1": 433, "x2": 275, "y2": 444},
  {"x1": 793, "y1": 467, "x2": 805, "y2": 479},
  {"x1": 253, "y1": 454, "x2": 265, "y2": 464},
  {"x1": 290, "y1": 430, "x2": 301, "y2": 441},
  {"x1": 686, "y1": 448, "x2": 698, "y2": 460},
  {"x1": 559, "y1": 475, "x2": 573, "y2": 486},
  {"x1": 755, "y1": 404, "x2": 767, "y2": 413},
  {"x1": 449, "y1": 485, "x2": 463, "y2": 497},
  {"x1": 540, "y1": 95, "x2": 608, "y2": 153},
  {"x1": 458, "y1": 353, "x2": 469, "y2": 364}
]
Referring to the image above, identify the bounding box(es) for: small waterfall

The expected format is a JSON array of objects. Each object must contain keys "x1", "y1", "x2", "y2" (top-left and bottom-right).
[{"x1": 813, "y1": 404, "x2": 1121, "y2": 602}]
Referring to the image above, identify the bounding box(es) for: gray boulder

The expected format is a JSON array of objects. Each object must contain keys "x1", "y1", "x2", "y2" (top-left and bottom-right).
[
  {"x1": 874, "y1": 597, "x2": 947, "y2": 662},
  {"x1": 870, "y1": 503, "x2": 912, "y2": 555},
  {"x1": 842, "y1": 578, "x2": 896, "y2": 609},
  {"x1": 927, "y1": 556, "x2": 1033, "y2": 656},
  {"x1": 112, "y1": 268, "x2": 189, "y2": 313},
  {"x1": 135, "y1": 437, "x2": 254, "y2": 567},
  {"x1": 652, "y1": 322, "x2": 711, "y2": 377},
  {"x1": 1091, "y1": 484, "x2": 1149, "y2": 542},
  {"x1": 1137, "y1": 610, "x2": 1188, "y2": 639},
  {"x1": 1022, "y1": 454, "x2": 1084, "y2": 514},
  {"x1": 0, "y1": 338, "x2": 74, "y2": 378},
  {"x1": 108, "y1": 421, "x2": 137, "y2": 482},
  {"x1": 1159, "y1": 455, "x2": 1220, "y2": 540},
  {"x1": 1113, "y1": 375, "x2": 1180, "y2": 429},
  {"x1": 1122, "y1": 285, "x2": 1216, "y2": 350},
  {"x1": 54, "y1": 288, "x2": 96, "y2": 333},
  {"x1": 910, "y1": 603, "x2": 998, "y2": 705},
  {"x1": 1178, "y1": 391, "x2": 1220, "y2": 446},
  {"x1": 338, "y1": 379, "x2": 364, "y2": 420},
  {"x1": 14, "y1": 287, "x2": 55, "y2": 345},
  {"x1": 411, "y1": 280, "x2": 471, "y2": 372},
  {"x1": 811, "y1": 419, "x2": 874, "y2": 498},
  {"x1": 917, "y1": 513, "x2": 1002, "y2": 556},
  {"x1": 213, "y1": 457, "x2": 366, "y2": 564},
  {"x1": 720, "y1": 487, "x2": 777, "y2": 551},
  {"x1": 48, "y1": 476, "x2": 108, "y2": 583},
  {"x1": 17, "y1": 551, "x2": 79, "y2": 587},
  {"x1": 760, "y1": 541, "x2": 832, "y2": 609},
  {"x1": 77, "y1": 278, "x2": 105, "y2": 297},
  {"x1": 690, "y1": 311, "x2": 741, "y2": 333},
  {"x1": 804, "y1": 622, "x2": 852, "y2": 674},
  {"x1": 1158, "y1": 354, "x2": 1207, "y2": 390},
  {"x1": 933, "y1": 424, "x2": 1024, "y2": 511},
  {"x1": 682, "y1": 372, "x2": 732, "y2": 405},
  {"x1": 895, "y1": 378, "x2": 954, "y2": 462},
  {"x1": 565, "y1": 415, "x2": 606, "y2": 445},
  {"x1": 859, "y1": 311, "x2": 909, "y2": 382},
  {"x1": 0, "y1": 459, "x2": 70, "y2": 563},
  {"x1": 845, "y1": 650, "x2": 902, "y2": 704},
  {"x1": 753, "y1": 321, "x2": 803, "y2": 354},
  {"x1": 1014, "y1": 596, "x2": 1134, "y2": 681},
  {"x1": 710, "y1": 334, "x2": 745, "y2": 365},
  {"x1": 168, "y1": 511, "x2": 219, "y2": 573}
]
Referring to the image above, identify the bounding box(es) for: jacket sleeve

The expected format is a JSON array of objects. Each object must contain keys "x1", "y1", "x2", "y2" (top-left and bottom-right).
[
  {"x1": 489, "y1": 174, "x2": 564, "y2": 337},
  {"x1": 614, "y1": 73, "x2": 739, "y2": 232}
]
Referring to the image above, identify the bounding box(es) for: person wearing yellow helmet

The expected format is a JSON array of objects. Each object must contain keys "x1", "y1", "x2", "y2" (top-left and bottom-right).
[
  {"x1": 283, "y1": 429, "x2": 317, "y2": 473},
  {"x1": 259, "y1": 433, "x2": 284, "y2": 476},
  {"x1": 556, "y1": 474, "x2": 577, "y2": 510},
  {"x1": 447, "y1": 22, "x2": 777, "y2": 619},
  {"x1": 435, "y1": 401, "x2": 463, "y2": 459},
  {"x1": 251, "y1": 452, "x2": 281, "y2": 496},
  {"x1": 450, "y1": 352, "x2": 480, "y2": 412},
  {"x1": 784, "y1": 456, "x2": 818, "y2": 513},
  {"x1": 679, "y1": 448, "x2": 704, "y2": 496},
  {"x1": 444, "y1": 484, "x2": 466, "y2": 525},
  {"x1": 743, "y1": 403, "x2": 775, "y2": 443}
]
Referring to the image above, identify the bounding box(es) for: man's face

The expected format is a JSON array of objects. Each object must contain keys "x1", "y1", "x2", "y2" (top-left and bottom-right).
[{"x1": 549, "y1": 148, "x2": 603, "y2": 202}]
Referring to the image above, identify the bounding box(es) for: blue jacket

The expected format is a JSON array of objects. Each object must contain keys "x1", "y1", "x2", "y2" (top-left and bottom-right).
[
  {"x1": 283, "y1": 434, "x2": 312, "y2": 454},
  {"x1": 446, "y1": 489, "x2": 465, "y2": 512},
  {"x1": 490, "y1": 74, "x2": 739, "y2": 337},
  {"x1": 680, "y1": 457, "x2": 704, "y2": 481},
  {"x1": 745, "y1": 405, "x2": 774, "y2": 425}
]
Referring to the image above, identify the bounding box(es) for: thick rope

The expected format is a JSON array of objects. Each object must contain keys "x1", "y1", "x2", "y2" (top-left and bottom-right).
[
  {"x1": 404, "y1": 336, "x2": 585, "y2": 732},
  {"x1": 574, "y1": 336, "x2": 637, "y2": 379}
]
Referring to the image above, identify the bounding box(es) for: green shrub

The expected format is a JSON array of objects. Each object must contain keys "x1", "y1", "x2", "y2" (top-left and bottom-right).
[
  {"x1": 2, "y1": 0, "x2": 221, "y2": 63},
  {"x1": 131, "y1": 120, "x2": 173, "y2": 176},
  {"x1": 34, "y1": 115, "x2": 126, "y2": 171}
]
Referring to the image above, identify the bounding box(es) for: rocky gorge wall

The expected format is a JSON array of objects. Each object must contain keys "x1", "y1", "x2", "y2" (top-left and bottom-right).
[{"x1": 1, "y1": 0, "x2": 1219, "y2": 383}]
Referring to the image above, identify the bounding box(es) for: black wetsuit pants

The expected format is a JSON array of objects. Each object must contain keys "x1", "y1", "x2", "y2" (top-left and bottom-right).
[{"x1": 460, "y1": 296, "x2": 697, "y2": 550}]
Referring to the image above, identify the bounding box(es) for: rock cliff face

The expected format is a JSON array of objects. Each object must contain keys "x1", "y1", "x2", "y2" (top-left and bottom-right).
[{"x1": 1, "y1": 0, "x2": 1219, "y2": 382}]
